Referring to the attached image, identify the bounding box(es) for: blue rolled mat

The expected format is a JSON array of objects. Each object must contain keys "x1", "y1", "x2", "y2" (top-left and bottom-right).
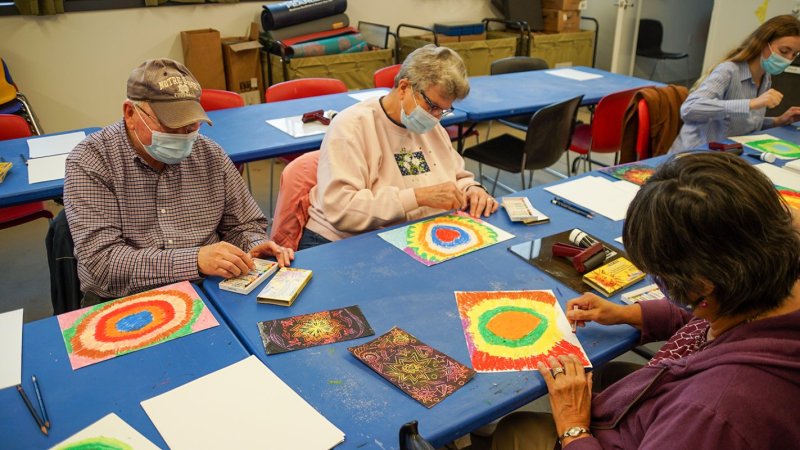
[
  {"x1": 287, "y1": 33, "x2": 366, "y2": 58},
  {"x1": 262, "y1": 0, "x2": 347, "y2": 31}
]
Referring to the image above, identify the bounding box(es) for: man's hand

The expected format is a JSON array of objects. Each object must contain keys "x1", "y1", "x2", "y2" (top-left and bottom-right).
[
  {"x1": 774, "y1": 106, "x2": 800, "y2": 126},
  {"x1": 750, "y1": 88, "x2": 783, "y2": 110},
  {"x1": 198, "y1": 242, "x2": 254, "y2": 278},
  {"x1": 250, "y1": 241, "x2": 295, "y2": 267},
  {"x1": 464, "y1": 185, "x2": 499, "y2": 217},
  {"x1": 414, "y1": 182, "x2": 467, "y2": 210}
]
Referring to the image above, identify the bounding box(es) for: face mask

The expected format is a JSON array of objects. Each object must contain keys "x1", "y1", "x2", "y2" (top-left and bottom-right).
[
  {"x1": 400, "y1": 87, "x2": 440, "y2": 134},
  {"x1": 134, "y1": 107, "x2": 198, "y2": 165},
  {"x1": 761, "y1": 44, "x2": 793, "y2": 76}
]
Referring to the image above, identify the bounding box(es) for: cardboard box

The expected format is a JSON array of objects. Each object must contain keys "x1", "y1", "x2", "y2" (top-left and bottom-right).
[
  {"x1": 542, "y1": 9, "x2": 581, "y2": 33},
  {"x1": 542, "y1": 0, "x2": 581, "y2": 10},
  {"x1": 221, "y1": 23, "x2": 264, "y2": 105},
  {"x1": 180, "y1": 29, "x2": 226, "y2": 90}
]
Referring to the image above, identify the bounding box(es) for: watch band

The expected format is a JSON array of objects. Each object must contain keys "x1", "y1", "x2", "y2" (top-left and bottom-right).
[{"x1": 559, "y1": 426, "x2": 590, "y2": 442}]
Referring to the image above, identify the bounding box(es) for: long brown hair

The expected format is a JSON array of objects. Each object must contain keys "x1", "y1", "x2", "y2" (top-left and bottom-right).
[{"x1": 724, "y1": 14, "x2": 800, "y2": 63}]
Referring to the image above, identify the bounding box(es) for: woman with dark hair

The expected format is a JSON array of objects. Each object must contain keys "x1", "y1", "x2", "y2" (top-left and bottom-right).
[
  {"x1": 491, "y1": 152, "x2": 800, "y2": 449},
  {"x1": 669, "y1": 15, "x2": 800, "y2": 153}
]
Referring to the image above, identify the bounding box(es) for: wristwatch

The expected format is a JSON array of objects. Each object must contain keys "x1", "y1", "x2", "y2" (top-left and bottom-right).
[{"x1": 559, "y1": 426, "x2": 591, "y2": 442}]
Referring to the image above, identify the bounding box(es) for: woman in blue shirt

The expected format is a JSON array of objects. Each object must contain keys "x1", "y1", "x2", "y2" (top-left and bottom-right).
[{"x1": 669, "y1": 15, "x2": 800, "y2": 153}]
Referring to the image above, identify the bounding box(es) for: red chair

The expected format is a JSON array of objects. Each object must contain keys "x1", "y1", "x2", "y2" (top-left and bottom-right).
[
  {"x1": 372, "y1": 64, "x2": 478, "y2": 146},
  {"x1": 569, "y1": 87, "x2": 641, "y2": 173},
  {"x1": 0, "y1": 114, "x2": 53, "y2": 230},
  {"x1": 200, "y1": 89, "x2": 245, "y2": 112},
  {"x1": 265, "y1": 78, "x2": 347, "y2": 103},
  {"x1": 373, "y1": 64, "x2": 401, "y2": 89},
  {"x1": 635, "y1": 98, "x2": 651, "y2": 161}
]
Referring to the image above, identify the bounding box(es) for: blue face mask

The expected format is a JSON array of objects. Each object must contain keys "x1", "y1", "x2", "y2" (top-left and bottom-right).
[
  {"x1": 134, "y1": 108, "x2": 198, "y2": 165},
  {"x1": 761, "y1": 44, "x2": 793, "y2": 76},
  {"x1": 400, "y1": 87, "x2": 440, "y2": 134}
]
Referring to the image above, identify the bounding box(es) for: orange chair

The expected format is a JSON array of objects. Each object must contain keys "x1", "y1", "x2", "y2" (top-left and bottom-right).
[
  {"x1": 569, "y1": 87, "x2": 641, "y2": 173},
  {"x1": 200, "y1": 89, "x2": 245, "y2": 112},
  {"x1": 372, "y1": 64, "x2": 478, "y2": 146},
  {"x1": 265, "y1": 78, "x2": 346, "y2": 217},
  {"x1": 0, "y1": 114, "x2": 53, "y2": 230},
  {"x1": 270, "y1": 150, "x2": 320, "y2": 251},
  {"x1": 265, "y1": 78, "x2": 347, "y2": 103}
]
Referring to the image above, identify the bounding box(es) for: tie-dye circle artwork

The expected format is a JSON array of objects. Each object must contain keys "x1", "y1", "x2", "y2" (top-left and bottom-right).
[
  {"x1": 777, "y1": 187, "x2": 800, "y2": 210},
  {"x1": 378, "y1": 211, "x2": 514, "y2": 266},
  {"x1": 454, "y1": 290, "x2": 591, "y2": 372},
  {"x1": 55, "y1": 436, "x2": 133, "y2": 450},
  {"x1": 57, "y1": 281, "x2": 219, "y2": 370}
]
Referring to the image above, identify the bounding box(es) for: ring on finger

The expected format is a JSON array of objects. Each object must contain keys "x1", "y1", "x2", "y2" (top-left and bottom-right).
[{"x1": 551, "y1": 367, "x2": 566, "y2": 377}]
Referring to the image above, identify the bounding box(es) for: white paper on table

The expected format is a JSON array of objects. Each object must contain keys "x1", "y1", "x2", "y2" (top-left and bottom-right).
[
  {"x1": 754, "y1": 163, "x2": 800, "y2": 191},
  {"x1": 728, "y1": 134, "x2": 776, "y2": 145},
  {"x1": 141, "y1": 355, "x2": 344, "y2": 450},
  {"x1": 784, "y1": 158, "x2": 800, "y2": 174},
  {"x1": 545, "y1": 68, "x2": 603, "y2": 81},
  {"x1": 348, "y1": 88, "x2": 390, "y2": 102},
  {"x1": 27, "y1": 153, "x2": 69, "y2": 184},
  {"x1": 0, "y1": 309, "x2": 23, "y2": 390},
  {"x1": 545, "y1": 176, "x2": 639, "y2": 221},
  {"x1": 615, "y1": 236, "x2": 624, "y2": 244},
  {"x1": 266, "y1": 116, "x2": 329, "y2": 138},
  {"x1": 27, "y1": 131, "x2": 85, "y2": 159},
  {"x1": 49, "y1": 413, "x2": 159, "y2": 450}
]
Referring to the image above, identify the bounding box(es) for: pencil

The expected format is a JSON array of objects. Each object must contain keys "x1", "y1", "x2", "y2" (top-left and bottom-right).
[
  {"x1": 32, "y1": 375, "x2": 49, "y2": 429},
  {"x1": 551, "y1": 198, "x2": 593, "y2": 219},
  {"x1": 17, "y1": 385, "x2": 47, "y2": 435},
  {"x1": 571, "y1": 305, "x2": 579, "y2": 333}
]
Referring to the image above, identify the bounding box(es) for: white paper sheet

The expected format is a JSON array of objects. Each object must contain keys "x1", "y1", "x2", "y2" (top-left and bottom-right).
[
  {"x1": 348, "y1": 88, "x2": 390, "y2": 102},
  {"x1": 0, "y1": 309, "x2": 23, "y2": 390},
  {"x1": 545, "y1": 68, "x2": 603, "y2": 81},
  {"x1": 266, "y1": 116, "x2": 329, "y2": 138},
  {"x1": 50, "y1": 413, "x2": 159, "y2": 450},
  {"x1": 141, "y1": 355, "x2": 344, "y2": 450},
  {"x1": 27, "y1": 132, "x2": 85, "y2": 159},
  {"x1": 728, "y1": 134, "x2": 776, "y2": 144},
  {"x1": 615, "y1": 236, "x2": 624, "y2": 244},
  {"x1": 784, "y1": 158, "x2": 800, "y2": 174},
  {"x1": 545, "y1": 176, "x2": 639, "y2": 221},
  {"x1": 754, "y1": 163, "x2": 800, "y2": 191},
  {"x1": 27, "y1": 154, "x2": 69, "y2": 184}
]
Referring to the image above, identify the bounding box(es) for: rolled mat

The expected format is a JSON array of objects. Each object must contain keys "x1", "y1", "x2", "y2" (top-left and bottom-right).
[
  {"x1": 287, "y1": 33, "x2": 365, "y2": 58},
  {"x1": 261, "y1": 0, "x2": 347, "y2": 31},
  {"x1": 262, "y1": 13, "x2": 350, "y2": 42}
]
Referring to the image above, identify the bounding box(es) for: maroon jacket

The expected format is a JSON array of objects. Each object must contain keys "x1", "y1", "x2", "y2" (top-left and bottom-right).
[{"x1": 569, "y1": 300, "x2": 800, "y2": 449}]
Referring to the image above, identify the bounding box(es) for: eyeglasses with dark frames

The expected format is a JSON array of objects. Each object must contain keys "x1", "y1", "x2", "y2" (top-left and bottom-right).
[{"x1": 418, "y1": 89, "x2": 454, "y2": 117}]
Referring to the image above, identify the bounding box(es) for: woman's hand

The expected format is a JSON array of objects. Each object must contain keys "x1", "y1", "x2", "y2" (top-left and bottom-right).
[
  {"x1": 537, "y1": 355, "x2": 593, "y2": 445},
  {"x1": 414, "y1": 182, "x2": 467, "y2": 211},
  {"x1": 750, "y1": 88, "x2": 783, "y2": 110},
  {"x1": 464, "y1": 185, "x2": 498, "y2": 217},
  {"x1": 567, "y1": 293, "x2": 643, "y2": 330},
  {"x1": 774, "y1": 106, "x2": 800, "y2": 126}
]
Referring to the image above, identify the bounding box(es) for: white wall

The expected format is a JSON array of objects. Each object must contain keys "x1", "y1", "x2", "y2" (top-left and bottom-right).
[
  {"x1": 0, "y1": 0, "x2": 495, "y2": 133},
  {"x1": 704, "y1": 0, "x2": 800, "y2": 74}
]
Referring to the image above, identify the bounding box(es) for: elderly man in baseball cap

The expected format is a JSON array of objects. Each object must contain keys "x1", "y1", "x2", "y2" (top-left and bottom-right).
[{"x1": 64, "y1": 58, "x2": 292, "y2": 304}]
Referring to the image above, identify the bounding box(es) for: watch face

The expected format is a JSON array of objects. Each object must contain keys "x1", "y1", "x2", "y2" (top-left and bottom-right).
[{"x1": 567, "y1": 427, "x2": 585, "y2": 437}]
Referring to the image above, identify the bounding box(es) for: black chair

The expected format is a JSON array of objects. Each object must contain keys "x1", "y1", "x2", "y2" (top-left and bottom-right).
[
  {"x1": 463, "y1": 95, "x2": 583, "y2": 195},
  {"x1": 488, "y1": 56, "x2": 550, "y2": 135},
  {"x1": 636, "y1": 19, "x2": 688, "y2": 80},
  {"x1": 45, "y1": 210, "x2": 82, "y2": 314}
]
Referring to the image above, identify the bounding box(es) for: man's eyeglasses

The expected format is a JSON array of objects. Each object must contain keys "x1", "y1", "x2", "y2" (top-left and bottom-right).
[{"x1": 418, "y1": 89, "x2": 454, "y2": 117}]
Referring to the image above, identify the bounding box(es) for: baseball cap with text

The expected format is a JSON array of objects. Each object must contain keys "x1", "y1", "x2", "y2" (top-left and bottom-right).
[{"x1": 127, "y1": 58, "x2": 212, "y2": 128}]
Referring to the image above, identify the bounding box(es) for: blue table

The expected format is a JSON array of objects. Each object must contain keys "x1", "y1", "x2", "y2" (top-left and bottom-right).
[
  {"x1": 454, "y1": 67, "x2": 659, "y2": 121},
  {"x1": 0, "y1": 128, "x2": 100, "y2": 207},
  {"x1": 201, "y1": 175, "x2": 641, "y2": 449},
  {"x1": 202, "y1": 89, "x2": 468, "y2": 164},
  {"x1": 0, "y1": 288, "x2": 249, "y2": 449}
]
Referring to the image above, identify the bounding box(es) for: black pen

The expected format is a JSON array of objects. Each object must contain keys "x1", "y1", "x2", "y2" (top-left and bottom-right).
[
  {"x1": 19, "y1": 153, "x2": 27, "y2": 166},
  {"x1": 17, "y1": 385, "x2": 47, "y2": 435},
  {"x1": 553, "y1": 196, "x2": 594, "y2": 216},
  {"x1": 551, "y1": 198, "x2": 593, "y2": 219},
  {"x1": 31, "y1": 375, "x2": 49, "y2": 429}
]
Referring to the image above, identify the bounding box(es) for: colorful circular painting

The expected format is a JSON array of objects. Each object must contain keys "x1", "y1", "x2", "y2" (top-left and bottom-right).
[
  {"x1": 57, "y1": 281, "x2": 218, "y2": 370},
  {"x1": 455, "y1": 290, "x2": 590, "y2": 372}
]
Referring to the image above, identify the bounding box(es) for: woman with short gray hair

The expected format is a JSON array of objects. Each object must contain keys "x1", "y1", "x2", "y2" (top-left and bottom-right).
[{"x1": 301, "y1": 45, "x2": 496, "y2": 249}]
